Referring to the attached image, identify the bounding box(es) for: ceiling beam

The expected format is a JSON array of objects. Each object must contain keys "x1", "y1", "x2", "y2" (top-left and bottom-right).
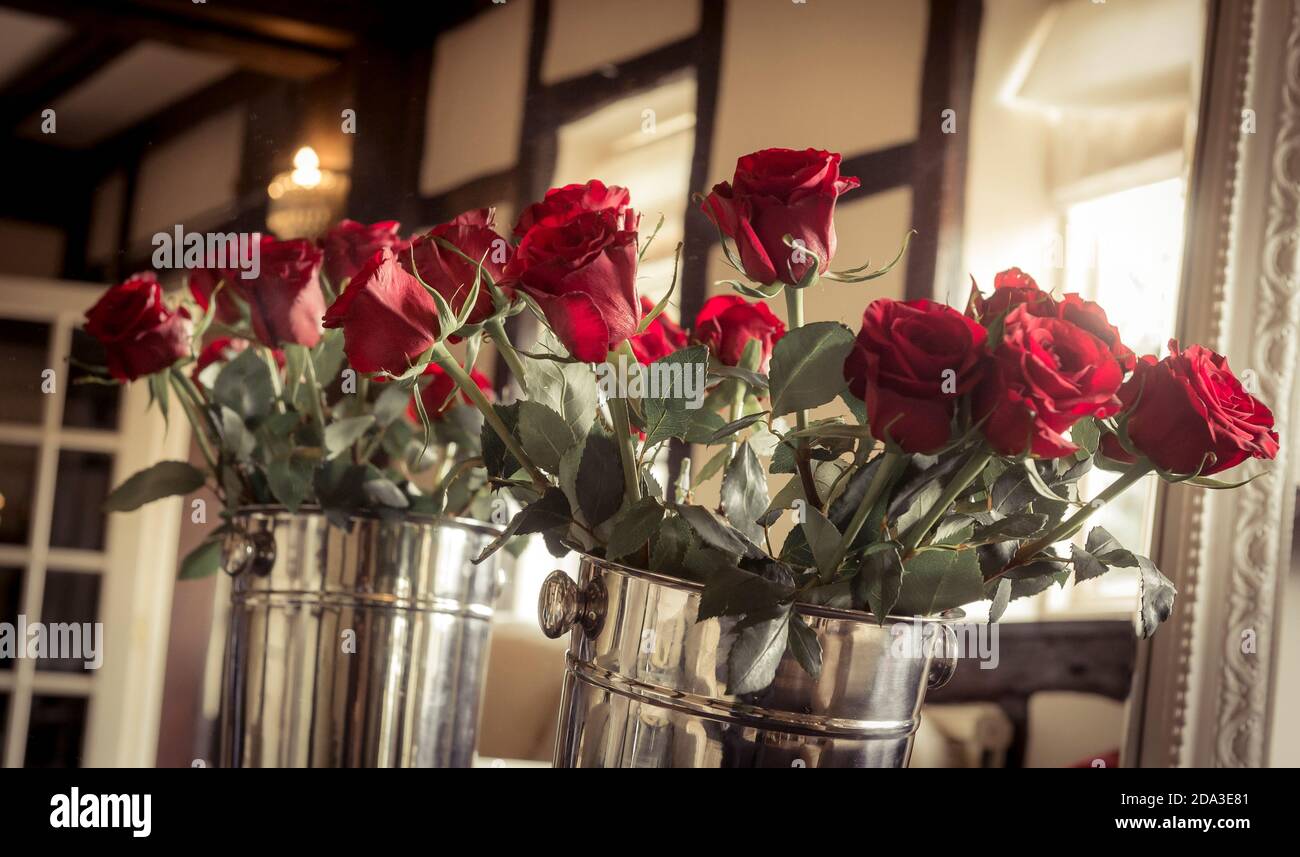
[
  {"x1": 0, "y1": 0, "x2": 347, "y2": 79},
  {"x1": 0, "y1": 32, "x2": 136, "y2": 132}
]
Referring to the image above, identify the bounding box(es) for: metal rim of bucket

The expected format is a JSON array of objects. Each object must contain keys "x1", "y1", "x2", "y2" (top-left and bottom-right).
[
  {"x1": 231, "y1": 504, "x2": 506, "y2": 538},
  {"x1": 570, "y1": 551, "x2": 967, "y2": 626}
]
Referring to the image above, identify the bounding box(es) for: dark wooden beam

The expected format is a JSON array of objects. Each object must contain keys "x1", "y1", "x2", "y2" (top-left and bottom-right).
[
  {"x1": 0, "y1": 139, "x2": 93, "y2": 225},
  {"x1": 494, "y1": 0, "x2": 556, "y2": 389},
  {"x1": 0, "y1": 32, "x2": 135, "y2": 132},
  {"x1": 544, "y1": 37, "x2": 698, "y2": 128},
  {"x1": 669, "y1": 0, "x2": 727, "y2": 489},
  {"x1": 841, "y1": 142, "x2": 916, "y2": 198},
  {"x1": 0, "y1": 0, "x2": 346, "y2": 79},
  {"x1": 905, "y1": 0, "x2": 983, "y2": 301},
  {"x1": 345, "y1": 40, "x2": 433, "y2": 225},
  {"x1": 412, "y1": 168, "x2": 518, "y2": 229}
]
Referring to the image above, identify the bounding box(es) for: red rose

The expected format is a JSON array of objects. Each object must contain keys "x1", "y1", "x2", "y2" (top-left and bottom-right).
[
  {"x1": 843, "y1": 299, "x2": 988, "y2": 453},
  {"x1": 968, "y1": 268, "x2": 1055, "y2": 321},
  {"x1": 241, "y1": 236, "x2": 326, "y2": 348},
  {"x1": 402, "y1": 209, "x2": 513, "y2": 328},
  {"x1": 322, "y1": 219, "x2": 402, "y2": 287},
  {"x1": 85, "y1": 273, "x2": 191, "y2": 381},
  {"x1": 506, "y1": 207, "x2": 640, "y2": 362},
  {"x1": 513, "y1": 180, "x2": 630, "y2": 239},
  {"x1": 1054, "y1": 293, "x2": 1136, "y2": 373},
  {"x1": 322, "y1": 247, "x2": 441, "y2": 375},
  {"x1": 702, "y1": 148, "x2": 859, "y2": 286},
  {"x1": 974, "y1": 305, "x2": 1123, "y2": 458},
  {"x1": 693, "y1": 295, "x2": 785, "y2": 372},
  {"x1": 1101, "y1": 341, "x2": 1279, "y2": 475},
  {"x1": 628, "y1": 296, "x2": 688, "y2": 364},
  {"x1": 407, "y1": 363, "x2": 493, "y2": 421}
]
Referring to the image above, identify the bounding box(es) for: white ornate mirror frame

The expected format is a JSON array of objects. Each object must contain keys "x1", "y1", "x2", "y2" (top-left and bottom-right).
[{"x1": 1126, "y1": 0, "x2": 1300, "y2": 767}]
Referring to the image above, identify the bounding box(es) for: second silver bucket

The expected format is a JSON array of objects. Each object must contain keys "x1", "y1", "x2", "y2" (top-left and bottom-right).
[
  {"x1": 218, "y1": 507, "x2": 504, "y2": 768},
  {"x1": 540, "y1": 554, "x2": 960, "y2": 768}
]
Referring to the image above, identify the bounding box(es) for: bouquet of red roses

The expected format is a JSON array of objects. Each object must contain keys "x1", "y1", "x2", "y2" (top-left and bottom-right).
[{"x1": 83, "y1": 147, "x2": 1279, "y2": 694}]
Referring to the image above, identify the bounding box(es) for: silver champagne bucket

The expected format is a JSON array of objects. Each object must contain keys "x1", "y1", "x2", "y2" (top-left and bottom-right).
[
  {"x1": 539, "y1": 555, "x2": 960, "y2": 768},
  {"x1": 218, "y1": 507, "x2": 504, "y2": 768}
]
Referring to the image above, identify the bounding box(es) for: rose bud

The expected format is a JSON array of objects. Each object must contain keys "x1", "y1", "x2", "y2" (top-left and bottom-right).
[
  {"x1": 402, "y1": 209, "x2": 513, "y2": 327},
  {"x1": 968, "y1": 267, "x2": 1055, "y2": 321},
  {"x1": 85, "y1": 273, "x2": 192, "y2": 381},
  {"x1": 974, "y1": 305, "x2": 1124, "y2": 458},
  {"x1": 702, "y1": 148, "x2": 859, "y2": 286},
  {"x1": 505, "y1": 207, "x2": 641, "y2": 363},
  {"x1": 322, "y1": 219, "x2": 402, "y2": 288},
  {"x1": 513, "y1": 180, "x2": 630, "y2": 239},
  {"x1": 241, "y1": 236, "x2": 327, "y2": 348},
  {"x1": 322, "y1": 247, "x2": 441, "y2": 375},
  {"x1": 407, "y1": 362, "x2": 494, "y2": 422},
  {"x1": 188, "y1": 266, "x2": 242, "y2": 326},
  {"x1": 843, "y1": 299, "x2": 988, "y2": 454},
  {"x1": 628, "y1": 296, "x2": 688, "y2": 365},
  {"x1": 1099, "y1": 341, "x2": 1278, "y2": 475},
  {"x1": 693, "y1": 294, "x2": 785, "y2": 372}
]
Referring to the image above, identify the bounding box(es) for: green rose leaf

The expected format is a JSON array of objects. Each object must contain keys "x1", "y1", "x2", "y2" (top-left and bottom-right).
[
  {"x1": 605, "y1": 497, "x2": 666, "y2": 561},
  {"x1": 787, "y1": 613, "x2": 823, "y2": 679},
  {"x1": 726, "y1": 606, "x2": 793, "y2": 695},
  {"x1": 720, "y1": 440, "x2": 768, "y2": 545},
  {"x1": 854, "y1": 541, "x2": 904, "y2": 622},
  {"x1": 103, "y1": 460, "x2": 206, "y2": 512},
  {"x1": 213, "y1": 348, "x2": 275, "y2": 421},
  {"x1": 893, "y1": 547, "x2": 983, "y2": 616},
  {"x1": 767, "y1": 321, "x2": 855, "y2": 416},
  {"x1": 324, "y1": 415, "x2": 375, "y2": 459}
]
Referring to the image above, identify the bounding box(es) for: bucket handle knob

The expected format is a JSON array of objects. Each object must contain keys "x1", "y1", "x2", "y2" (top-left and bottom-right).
[
  {"x1": 538, "y1": 570, "x2": 606, "y2": 639},
  {"x1": 926, "y1": 624, "x2": 959, "y2": 690},
  {"x1": 221, "y1": 526, "x2": 276, "y2": 577}
]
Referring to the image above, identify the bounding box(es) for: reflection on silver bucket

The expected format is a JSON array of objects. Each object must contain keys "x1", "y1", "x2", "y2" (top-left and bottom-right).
[
  {"x1": 539, "y1": 554, "x2": 960, "y2": 768},
  {"x1": 219, "y1": 507, "x2": 503, "y2": 768}
]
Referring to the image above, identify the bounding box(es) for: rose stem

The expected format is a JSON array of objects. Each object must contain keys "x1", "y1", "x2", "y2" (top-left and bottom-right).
[
  {"x1": 168, "y1": 368, "x2": 219, "y2": 475},
  {"x1": 485, "y1": 318, "x2": 530, "y2": 397},
  {"x1": 610, "y1": 343, "x2": 642, "y2": 503},
  {"x1": 826, "y1": 450, "x2": 906, "y2": 576},
  {"x1": 301, "y1": 357, "x2": 328, "y2": 430},
  {"x1": 783, "y1": 287, "x2": 821, "y2": 506},
  {"x1": 1007, "y1": 460, "x2": 1154, "y2": 568},
  {"x1": 261, "y1": 348, "x2": 286, "y2": 413},
  {"x1": 430, "y1": 341, "x2": 549, "y2": 490},
  {"x1": 898, "y1": 449, "x2": 994, "y2": 556}
]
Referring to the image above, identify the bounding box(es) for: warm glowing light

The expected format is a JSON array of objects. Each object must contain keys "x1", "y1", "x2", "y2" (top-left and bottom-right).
[{"x1": 291, "y1": 146, "x2": 322, "y2": 189}]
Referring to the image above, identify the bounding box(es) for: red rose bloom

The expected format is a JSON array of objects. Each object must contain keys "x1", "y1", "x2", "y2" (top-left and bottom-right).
[
  {"x1": 702, "y1": 148, "x2": 859, "y2": 286},
  {"x1": 506, "y1": 207, "x2": 640, "y2": 363},
  {"x1": 241, "y1": 236, "x2": 326, "y2": 348},
  {"x1": 693, "y1": 295, "x2": 785, "y2": 372},
  {"x1": 407, "y1": 363, "x2": 493, "y2": 421},
  {"x1": 843, "y1": 299, "x2": 988, "y2": 454},
  {"x1": 402, "y1": 209, "x2": 513, "y2": 328},
  {"x1": 513, "y1": 180, "x2": 630, "y2": 239},
  {"x1": 85, "y1": 273, "x2": 191, "y2": 381},
  {"x1": 974, "y1": 305, "x2": 1123, "y2": 458},
  {"x1": 628, "y1": 296, "x2": 688, "y2": 364},
  {"x1": 322, "y1": 219, "x2": 402, "y2": 287},
  {"x1": 968, "y1": 268, "x2": 1055, "y2": 321},
  {"x1": 1100, "y1": 341, "x2": 1279, "y2": 475},
  {"x1": 322, "y1": 247, "x2": 441, "y2": 375},
  {"x1": 1054, "y1": 293, "x2": 1136, "y2": 373}
]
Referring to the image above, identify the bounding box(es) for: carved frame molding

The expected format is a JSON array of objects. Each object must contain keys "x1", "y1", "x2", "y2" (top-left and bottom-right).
[{"x1": 1128, "y1": 0, "x2": 1300, "y2": 767}]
